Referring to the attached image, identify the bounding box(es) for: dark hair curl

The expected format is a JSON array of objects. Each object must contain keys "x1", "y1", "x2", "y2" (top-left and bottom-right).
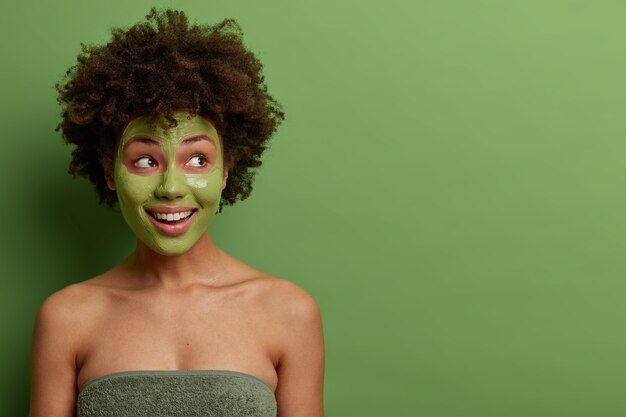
[{"x1": 55, "y1": 7, "x2": 284, "y2": 211}]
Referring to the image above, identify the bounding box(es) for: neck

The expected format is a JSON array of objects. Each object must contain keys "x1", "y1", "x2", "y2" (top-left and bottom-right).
[{"x1": 125, "y1": 230, "x2": 225, "y2": 289}]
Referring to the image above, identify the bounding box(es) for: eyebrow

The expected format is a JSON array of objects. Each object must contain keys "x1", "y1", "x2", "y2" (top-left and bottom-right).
[
  {"x1": 125, "y1": 135, "x2": 212, "y2": 149},
  {"x1": 125, "y1": 137, "x2": 161, "y2": 148},
  {"x1": 180, "y1": 135, "x2": 212, "y2": 146}
]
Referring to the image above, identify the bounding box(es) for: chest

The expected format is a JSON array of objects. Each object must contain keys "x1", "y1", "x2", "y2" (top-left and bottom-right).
[{"x1": 75, "y1": 292, "x2": 279, "y2": 391}]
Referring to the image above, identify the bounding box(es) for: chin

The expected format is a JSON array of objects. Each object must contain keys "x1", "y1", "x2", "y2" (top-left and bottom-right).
[
  {"x1": 154, "y1": 244, "x2": 194, "y2": 256},
  {"x1": 141, "y1": 238, "x2": 197, "y2": 256}
]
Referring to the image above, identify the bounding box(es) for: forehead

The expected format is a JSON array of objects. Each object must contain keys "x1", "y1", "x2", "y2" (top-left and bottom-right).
[{"x1": 120, "y1": 112, "x2": 220, "y2": 145}]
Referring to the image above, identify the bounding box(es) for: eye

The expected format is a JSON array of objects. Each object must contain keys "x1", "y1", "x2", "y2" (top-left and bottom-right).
[
  {"x1": 186, "y1": 155, "x2": 207, "y2": 168},
  {"x1": 134, "y1": 156, "x2": 157, "y2": 168}
]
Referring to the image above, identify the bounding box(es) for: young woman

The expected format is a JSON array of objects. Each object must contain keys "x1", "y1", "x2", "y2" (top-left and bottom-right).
[{"x1": 29, "y1": 8, "x2": 324, "y2": 417}]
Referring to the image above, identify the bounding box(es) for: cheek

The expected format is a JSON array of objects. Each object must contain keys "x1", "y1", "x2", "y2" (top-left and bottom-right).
[
  {"x1": 186, "y1": 169, "x2": 223, "y2": 205},
  {"x1": 115, "y1": 167, "x2": 161, "y2": 205}
]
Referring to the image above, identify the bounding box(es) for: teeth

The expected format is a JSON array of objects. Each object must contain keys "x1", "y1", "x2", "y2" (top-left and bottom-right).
[{"x1": 151, "y1": 210, "x2": 193, "y2": 221}]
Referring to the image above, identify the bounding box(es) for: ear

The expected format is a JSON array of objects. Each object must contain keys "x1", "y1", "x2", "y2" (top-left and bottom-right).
[
  {"x1": 104, "y1": 167, "x2": 116, "y2": 191},
  {"x1": 222, "y1": 166, "x2": 229, "y2": 190}
]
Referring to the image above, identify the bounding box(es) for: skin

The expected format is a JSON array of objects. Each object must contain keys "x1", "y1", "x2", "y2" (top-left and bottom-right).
[
  {"x1": 29, "y1": 111, "x2": 325, "y2": 417},
  {"x1": 111, "y1": 111, "x2": 226, "y2": 256}
]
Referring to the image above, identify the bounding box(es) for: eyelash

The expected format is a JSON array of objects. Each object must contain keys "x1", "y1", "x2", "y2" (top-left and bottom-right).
[
  {"x1": 134, "y1": 156, "x2": 157, "y2": 168},
  {"x1": 132, "y1": 154, "x2": 208, "y2": 168},
  {"x1": 187, "y1": 154, "x2": 207, "y2": 167}
]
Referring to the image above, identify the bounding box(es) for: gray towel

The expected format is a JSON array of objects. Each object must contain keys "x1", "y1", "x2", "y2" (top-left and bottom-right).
[{"x1": 77, "y1": 370, "x2": 277, "y2": 417}]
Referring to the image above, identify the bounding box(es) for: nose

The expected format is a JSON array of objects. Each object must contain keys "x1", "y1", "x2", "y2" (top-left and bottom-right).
[{"x1": 155, "y1": 165, "x2": 187, "y2": 200}]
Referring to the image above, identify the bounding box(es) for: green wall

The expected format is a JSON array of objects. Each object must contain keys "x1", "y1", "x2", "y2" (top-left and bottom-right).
[{"x1": 2, "y1": 1, "x2": 626, "y2": 415}]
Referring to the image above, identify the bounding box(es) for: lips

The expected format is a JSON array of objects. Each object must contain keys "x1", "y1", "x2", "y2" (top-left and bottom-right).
[{"x1": 144, "y1": 206, "x2": 199, "y2": 236}]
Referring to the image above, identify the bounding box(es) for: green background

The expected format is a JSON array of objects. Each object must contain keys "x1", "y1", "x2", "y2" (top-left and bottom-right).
[{"x1": 2, "y1": 0, "x2": 626, "y2": 416}]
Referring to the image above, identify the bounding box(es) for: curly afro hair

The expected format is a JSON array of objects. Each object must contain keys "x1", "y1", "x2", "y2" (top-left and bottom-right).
[{"x1": 55, "y1": 7, "x2": 284, "y2": 212}]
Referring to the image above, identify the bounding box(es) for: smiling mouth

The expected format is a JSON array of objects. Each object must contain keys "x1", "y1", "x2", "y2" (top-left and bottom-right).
[
  {"x1": 143, "y1": 208, "x2": 199, "y2": 237},
  {"x1": 145, "y1": 209, "x2": 198, "y2": 224}
]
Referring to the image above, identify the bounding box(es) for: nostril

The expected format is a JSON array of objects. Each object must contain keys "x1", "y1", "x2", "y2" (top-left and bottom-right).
[{"x1": 155, "y1": 183, "x2": 186, "y2": 199}]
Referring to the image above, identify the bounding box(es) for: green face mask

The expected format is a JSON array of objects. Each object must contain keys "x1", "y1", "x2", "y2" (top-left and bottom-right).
[{"x1": 112, "y1": 112, "x2": 225, "y2": 256}]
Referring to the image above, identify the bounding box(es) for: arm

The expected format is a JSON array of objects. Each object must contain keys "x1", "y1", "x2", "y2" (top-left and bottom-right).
[
  {"x1": 29, "y1": 288, "x2": 81, "y2": 417},
  {"x1": 274, "y1": 285, "x2": 325, "y2": 417}
]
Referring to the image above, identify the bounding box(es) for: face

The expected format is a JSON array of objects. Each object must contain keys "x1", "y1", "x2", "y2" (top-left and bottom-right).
[{"x1": 106, "y1": 111, "x2": 227, "y2": 256}]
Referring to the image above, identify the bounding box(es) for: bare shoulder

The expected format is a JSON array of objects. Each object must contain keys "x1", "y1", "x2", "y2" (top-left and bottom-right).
[
  {"x1": 34, "y1": 274, "x2": 115, "y2": 340},
  {"x1": 30, "y1": 279, "x2": 111, "y2": 417},
  {"x1": 33, "y1": 283, "x2": 92, "y2": 367},
  {"x1": 37, "y1": 278, "x2": 107, "y2": 318},
  {"x1": 214, "y1": 251, "x2": 321, "y2": 322},
  {"x1": 251, "y1": 274, "x2": 322, "y2": 323},
  {"x1": 36, "y1": 282, "x2": 93, "y2": 327},
  {"x1": 249, "y1": 276, "x2": 325, "y2": 415}
]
